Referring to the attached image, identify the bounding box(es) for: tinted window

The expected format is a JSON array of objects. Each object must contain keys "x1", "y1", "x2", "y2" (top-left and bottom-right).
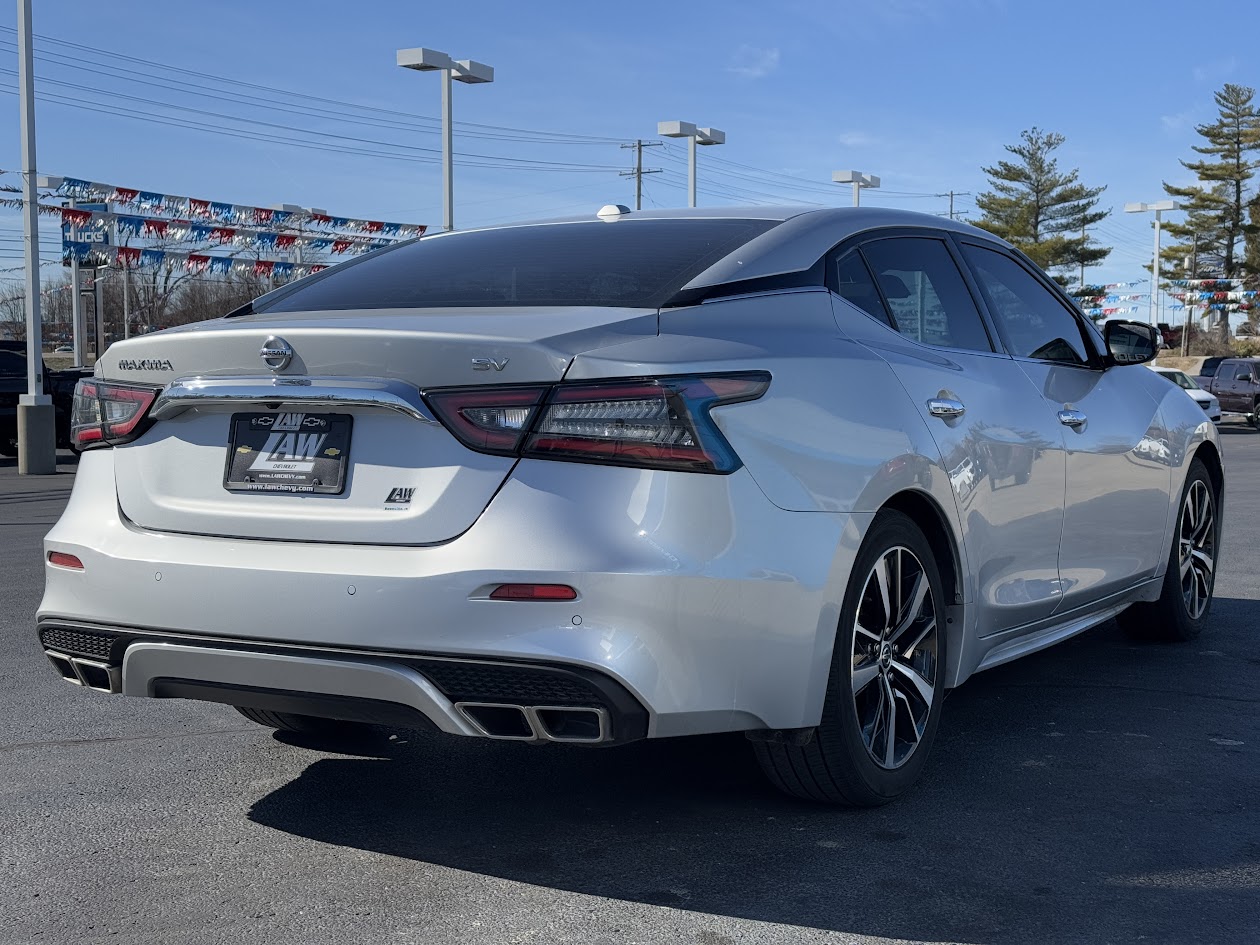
[
  {"x1": 255, "y1": 219, "x2": 778, "y2": 313},
  {"x1": 859, "y1": 238, "x2": 992, "y2": 352},
  {"x1": 962, "y1": 245, "x2": 1090, "y2": 365},
  {"x1": 0, "y1": 349, "x2": 25, "y2": 376},
  {"x1": 832, "y1": 251, "x2": 891, "y2": 323}
]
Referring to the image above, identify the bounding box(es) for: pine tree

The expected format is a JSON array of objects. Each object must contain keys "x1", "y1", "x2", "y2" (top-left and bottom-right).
[
  {"x1": 1160, "y1": 84, "x2": 1260, "y2": 342},
  {"x1": 974, "y1": 127, "x2": 1111, "y2": 281}
]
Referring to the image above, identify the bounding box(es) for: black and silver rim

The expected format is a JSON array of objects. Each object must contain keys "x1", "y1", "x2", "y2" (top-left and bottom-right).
[
  {"x1": 1179, "y1": 479, "x2": 1215, "y2": 620},
  {"x1": 851, "y1": 546, "x2": 939, "y2": 769}
]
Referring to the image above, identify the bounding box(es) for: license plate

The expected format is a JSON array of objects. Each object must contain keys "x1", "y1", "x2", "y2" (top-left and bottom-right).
[{"x1": 223, "y1": 412, "x2": 352, "y2": 495}]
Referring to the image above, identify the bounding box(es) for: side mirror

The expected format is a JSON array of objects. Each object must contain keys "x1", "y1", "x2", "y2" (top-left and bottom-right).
[{"x1": 1104, "y1": 320, "x2": 1158, "y2": 366}]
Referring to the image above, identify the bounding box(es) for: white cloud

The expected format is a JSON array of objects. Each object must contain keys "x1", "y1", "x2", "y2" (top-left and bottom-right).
[
  {"x1": 727, "y1": 45, "x2": 780, "y2": 79},
  {"x1": 1160, "y1": 111, "x2": 1195, "y2": 134},
  {"x1": 1193, "y1": 57, "x2": 1238, "y2": 83},
  {"x1": 837, "y1": 131, "x2": 879, "y2": 148}
]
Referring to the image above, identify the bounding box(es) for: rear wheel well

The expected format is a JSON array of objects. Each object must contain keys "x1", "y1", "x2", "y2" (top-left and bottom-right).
[
  {"x1": 1193, "y1": 441, "x2": 1224, "y2": 501},
  {"x1": 882, "y1": 490, "x2": 962, "y2": 607},
  {"x1": 879, "y1": 490, "x2": 966, "y2": 687}
]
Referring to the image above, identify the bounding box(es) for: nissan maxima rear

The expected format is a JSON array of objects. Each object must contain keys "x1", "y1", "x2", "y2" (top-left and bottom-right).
[{"x1": 38, "y1": 207, "x2": 1222, "y2": 805}]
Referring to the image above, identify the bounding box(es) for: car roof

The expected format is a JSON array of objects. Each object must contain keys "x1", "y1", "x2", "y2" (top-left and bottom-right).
[{"x1": 426, "y1": 206, "x2": 1014, "y2": 299}]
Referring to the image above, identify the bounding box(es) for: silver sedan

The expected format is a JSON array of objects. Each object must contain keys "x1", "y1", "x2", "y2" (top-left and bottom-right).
[{"x1": 38, "y1": 206, "x2": 1222, "y2": 805}]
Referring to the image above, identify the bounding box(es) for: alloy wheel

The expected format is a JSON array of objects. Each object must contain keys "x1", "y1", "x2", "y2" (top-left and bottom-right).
[
  {"x1": 851, "y1": 546, "x2": 939, "y2": 769},
  {"x1": 1179, "y1": 479, "x2": 1216, "y2": 620}
]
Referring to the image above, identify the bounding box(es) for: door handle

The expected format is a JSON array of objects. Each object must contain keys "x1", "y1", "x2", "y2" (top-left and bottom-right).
[
  {"x1": 1058, "y1": 408, "x2": 1087, "y2": 428},
  {"x1": 927, "y1": 398, "x2": 966, "y2": 420}
]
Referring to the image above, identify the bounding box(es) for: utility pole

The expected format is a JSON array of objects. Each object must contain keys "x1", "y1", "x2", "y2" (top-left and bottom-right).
[
  {"x1": 68, "y1": 196, "x2": 83, "y2": 364},
  {"x1": 15, "y1": 0, "x2": 55, "y2": 474},
  {"x1": 619, "y1": 140, "x2": 663, "y2": 210},
  {"x1": 1182, "y1": 232, "x2": 1198, "y2": 357},
  {"x1": 1080, "y1": 223, "x2": 1086, "y2": 291},
  {"x1": 936, "y1": 191, "x2": 971, "y2": 221}
]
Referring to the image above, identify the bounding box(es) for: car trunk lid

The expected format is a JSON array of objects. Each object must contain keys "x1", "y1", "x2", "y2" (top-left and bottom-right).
[{"x1": 103, "y1": 307, "x2": 655, "y2": 544}]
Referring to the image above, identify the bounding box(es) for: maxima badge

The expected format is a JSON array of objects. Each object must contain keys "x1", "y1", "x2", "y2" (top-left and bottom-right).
[{"x1": 260, "y1": 336, "x2": 294, "y2": 372}]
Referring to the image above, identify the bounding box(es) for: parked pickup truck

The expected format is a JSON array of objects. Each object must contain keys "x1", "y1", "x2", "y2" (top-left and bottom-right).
[
  {"x1": 0, "y1": 341, "x2": 90, "y2": 456},
  {"x1": 1196, "y1": 356, "x2": 1260, "y2": 422}
]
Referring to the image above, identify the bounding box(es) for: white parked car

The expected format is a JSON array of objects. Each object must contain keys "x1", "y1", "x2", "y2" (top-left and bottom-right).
[
  {"x1": 1148, "y1": 365, "x2": 1221, "y2": 423},
  {"x1": 38, "y1": 207, "x2": 1223, "y2": 806}
]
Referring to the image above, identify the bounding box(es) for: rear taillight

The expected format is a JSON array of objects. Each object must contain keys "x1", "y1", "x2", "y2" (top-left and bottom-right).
[
  {"x1": 71, "y1": 380, "x2": 159, "y2": 450},
  {"x1": 426, "y1": 373, "x2": 769, "y2": 474},
  {"x1": 426, "y1": 385, "x2": 548, "y2": 455}
]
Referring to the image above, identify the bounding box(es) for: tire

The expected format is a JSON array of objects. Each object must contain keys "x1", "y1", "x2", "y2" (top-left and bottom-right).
[
  {"x1": 1118, "y1": 458, "x2": 1219, "y2": 642},
  {"x1": 234, "y1": 705, "x2": 367, "y2": 737},
  {"x1": 754, "y1": 510, "x2": 948, "y2": 806}
]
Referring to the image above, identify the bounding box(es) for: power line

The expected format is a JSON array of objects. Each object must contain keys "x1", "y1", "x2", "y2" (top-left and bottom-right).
[
  {"x1": 0, "y1": 28, "x2": 627, "y2": 145},
  {"x1": 0, "y1": 85, "x2": 619, "y2": 173},
  {"x1": 0, "y1": 68, "x2": 624, "y2": 172}
]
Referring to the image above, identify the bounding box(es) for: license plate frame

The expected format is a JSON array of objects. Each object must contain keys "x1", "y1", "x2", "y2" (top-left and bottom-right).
[{"x1": 223, "y1": 411, "x2": 353, "y2": 495}]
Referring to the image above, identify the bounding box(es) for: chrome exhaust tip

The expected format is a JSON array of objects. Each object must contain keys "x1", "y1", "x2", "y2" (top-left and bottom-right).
[
  {"x1": 45, "y1": 650, "x2": 79, "y2": 684},
  {"x1": 531, "y1": 706, "x2": 609, "y2": 743},
  {"x1": 454, "y1": 702, "x2": 611, "y2": 743},
  {"x1": 70, "y1": 657, "x2": 121, "y2": 694},
  {"x1": 45, "y1": 651, "x2": 121, "y2": 694},
  {"x1": 455, "y1": 703, "x2": 538, "y2": 740}
]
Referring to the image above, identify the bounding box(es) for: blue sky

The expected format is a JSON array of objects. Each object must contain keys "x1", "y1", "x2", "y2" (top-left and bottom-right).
[{"x1": 0, "y1": 0, "x2": 1256, "y2": 299}]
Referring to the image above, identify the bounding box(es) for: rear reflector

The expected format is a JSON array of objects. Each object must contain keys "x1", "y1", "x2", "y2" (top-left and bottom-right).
[
  {"x1": 489, "y1": 584, "x2": 578, "y2": 601},
  {"x1": 47, "y1": 552, "x2": 84, "y2": 570}
]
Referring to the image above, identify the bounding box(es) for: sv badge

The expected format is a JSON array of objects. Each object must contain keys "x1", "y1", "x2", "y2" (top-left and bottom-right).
[{"x1": 471, "y1": 357, "x2": 509, "y2": 372}]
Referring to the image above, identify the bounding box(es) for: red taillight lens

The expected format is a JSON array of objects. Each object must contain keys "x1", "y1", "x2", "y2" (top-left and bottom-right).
[
  {"x1": 425, "y1": 373, "x2": 769, "y2": 474},
  {"x1": 71, "y1": 380, "x2": 159, "y2": 450},
  {"x1": 47, "y1": 551, "x2": 84, "y2": 570},
  {"x1": 524, "y1": 373, "x2": 769, "y2": 473},
  {"x1": 488, "y1": 583, "x2": 578, "y2": 601},
  {"x1": 426, "y1": 385, "x2": 548, "y2": 455}
]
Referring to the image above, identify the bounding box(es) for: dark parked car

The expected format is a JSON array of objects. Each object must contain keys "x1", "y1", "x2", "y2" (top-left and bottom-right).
[{"x1": 0, "y1": 341, "x2": 89, "y2": 455}]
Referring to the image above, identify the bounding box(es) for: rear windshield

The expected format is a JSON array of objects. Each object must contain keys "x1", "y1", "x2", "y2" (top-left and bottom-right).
[{"x1": 253, "y1": 219, "x2": 778, "y2": 313}]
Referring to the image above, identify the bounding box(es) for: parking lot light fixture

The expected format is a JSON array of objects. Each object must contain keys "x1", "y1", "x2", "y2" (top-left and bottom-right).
[
  {"x1": 658, "y1": 121, "x2": 726, "y2": 208},
  {"x1": 832, "y1": 170, "x2": 881, "y2": 207},
  {"x1": 1125, "y1": 200, "x2": 1179, "y2": 326},
  {"x1": 397, "y1": 47, "x2": 495, "y2": 232}
]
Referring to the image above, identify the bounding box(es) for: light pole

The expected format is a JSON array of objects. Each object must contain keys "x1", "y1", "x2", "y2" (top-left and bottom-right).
[
  {"x1": 833, "y1": 170, "x2": 880, "y2": 207},
  {"x1": 658, "y1": 121, "x2": 725, "y2": 208},
  {"x1": 1125, "y1": 200, "x2": 1178, "y2": 327},
  {"x1": 16, "y1": 0, "x2": 55, "y2": 474},
  {"x1": 396, "y1": 47, "x2": 494, "y2": 232}
]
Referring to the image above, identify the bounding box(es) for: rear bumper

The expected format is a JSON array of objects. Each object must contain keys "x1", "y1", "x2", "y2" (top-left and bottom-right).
[
  {"x1": 39, "y1": 449, "x2": 866, "y2": 737},
  {"x1": 39, "y1": 627, "x2": 647, "y2": 744}
]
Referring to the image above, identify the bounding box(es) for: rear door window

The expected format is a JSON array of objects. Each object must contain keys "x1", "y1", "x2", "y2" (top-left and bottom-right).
[
  {"x1": 831, "y1": 251, "x2": 892, "y2": 324},
  {"x1": 858, "y1": 237, "x2": 994, "y2": 352}
]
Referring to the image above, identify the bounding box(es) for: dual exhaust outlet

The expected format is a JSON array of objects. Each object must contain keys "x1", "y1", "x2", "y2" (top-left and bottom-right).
[
  {"x1": 44, "y1": 649, "x2": 610, "y2": 743},
  {"x1": 45, "y1": 650, "x2": 121, "y2": 694},
  {"x1": 456, "y1": 701, "x2": 610, "y2": 744}
]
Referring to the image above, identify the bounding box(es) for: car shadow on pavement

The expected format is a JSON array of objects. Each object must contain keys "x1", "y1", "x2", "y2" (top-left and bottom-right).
[{"x1": 248, "y1": 607, "x2": 1259, "y2": 943}]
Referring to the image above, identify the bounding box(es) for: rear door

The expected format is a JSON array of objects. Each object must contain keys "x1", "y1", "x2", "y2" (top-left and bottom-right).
[
  {"x1": 831, "y1": 235, "x2": 1068, "y2": 634},
  {"x1": 956, "y1": 240, "x2": 1170, "y2": 608}
]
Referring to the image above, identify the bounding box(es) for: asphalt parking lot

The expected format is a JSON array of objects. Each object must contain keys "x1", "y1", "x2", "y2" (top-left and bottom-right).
[{"x1": 2, "y1": 433, "x2": 1257, "y2": 945}]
